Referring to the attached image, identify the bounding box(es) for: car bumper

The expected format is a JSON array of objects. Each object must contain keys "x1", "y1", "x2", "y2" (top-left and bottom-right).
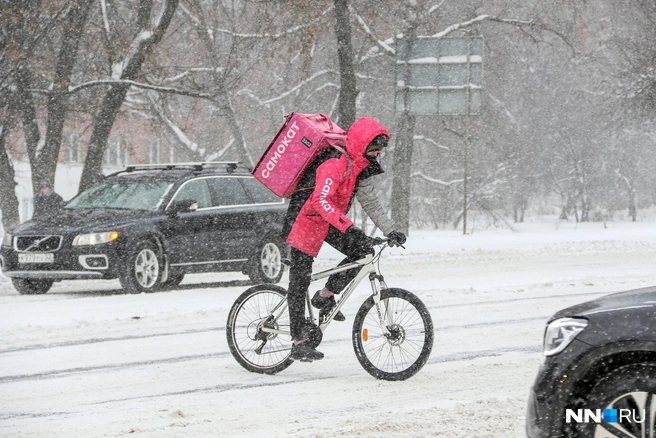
[
  {"x1": 526, "y1": 339, "x2": 595, "y2": 437},
  {"x1": 0, "y1": 244, "x2": 122, "y2": 280}
]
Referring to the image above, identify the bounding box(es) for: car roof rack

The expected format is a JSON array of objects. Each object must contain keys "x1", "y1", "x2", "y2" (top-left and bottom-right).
[{"x1": 124, "y1": 161, "x2": 242, "y2": 173}]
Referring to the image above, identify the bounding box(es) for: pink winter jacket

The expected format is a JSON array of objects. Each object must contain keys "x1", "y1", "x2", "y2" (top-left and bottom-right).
[{"x1": 286, "y1": 117, "x2": 389, "y2": 256}]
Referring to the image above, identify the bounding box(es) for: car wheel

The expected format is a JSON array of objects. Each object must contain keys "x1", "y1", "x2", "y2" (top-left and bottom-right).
[
  {"x1": 119, "y1": 241, "x2": 162, "y2": 293},
  {"x1": 11, "y1": 278, "x2": 54, "y2": 295},
  {"x1": 247, "y1": 239, "x2": 284, "y2": 284},
  {"x1": 160, "y1": 272, "x2": 184, "y2": 290},
  {"x1": 574, "y1": 363, "x2": 656, "y2": 438}
]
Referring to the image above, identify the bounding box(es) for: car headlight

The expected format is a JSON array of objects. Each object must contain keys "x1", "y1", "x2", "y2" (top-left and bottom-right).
[
  {"x1": 2, "y1": 233, "x2": 12, "y2": 247},
  {"x1": 543, "y1": 317, "x2": 588, "y2": 356},
  {"x1": 72, "y1": 231, "x2": 119, "y2": 246}
]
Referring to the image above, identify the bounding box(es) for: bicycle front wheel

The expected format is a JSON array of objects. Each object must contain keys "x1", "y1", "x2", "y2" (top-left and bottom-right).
[
  {"x1": 226, "y1": 284, "x2": 293, "y2": 374},
  {"x1": 352, "y1": 288, "x2": 433, "y2": 381}
]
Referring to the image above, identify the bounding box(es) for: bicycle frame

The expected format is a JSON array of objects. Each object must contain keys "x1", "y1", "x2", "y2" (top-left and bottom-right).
[
  {"x1": 227, "y1": 238, "x2": 433, "y2": 380},
  {"x1": 261, "y1": 247, "x2": 392, "y2": 338}
]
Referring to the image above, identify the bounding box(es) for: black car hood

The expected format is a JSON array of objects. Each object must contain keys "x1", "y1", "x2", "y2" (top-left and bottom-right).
[
  {"x1": 551, "y1": 286, "x2": 656, "y2": 320},
  {"x1": 13, "y1": 208, "x2": 159, "y2": 234}
]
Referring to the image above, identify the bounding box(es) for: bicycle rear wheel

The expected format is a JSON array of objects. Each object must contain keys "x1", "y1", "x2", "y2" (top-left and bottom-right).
[
  {"x1": 352, "y1": 288, "x2": 433, "y2": 381},
  {"x1": 226, "y1": 284, "x2": 293, "y2": 374}
]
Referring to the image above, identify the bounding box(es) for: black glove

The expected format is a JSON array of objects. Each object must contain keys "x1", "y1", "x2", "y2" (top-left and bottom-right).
[
  {"x1": 387, "y1": 230, "x2": 407, "y2": 247},
  {"x1": 346, "y1": 226, "x2": 377, "y2": 252}
]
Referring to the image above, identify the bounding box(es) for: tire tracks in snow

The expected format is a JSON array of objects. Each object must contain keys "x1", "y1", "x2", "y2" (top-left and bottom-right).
[
  {"x1": 0, "y1": 291, "x2": 595, "y2": 385},
  {"x1": 0, "y1": 318, "x2": 545, "y2": 385},
  {"x1": 0, "y1": 326, "x2": 223, "y2": 355},
  {"x1": 0, "y1": 351, "x2": 228, "y2": 384},
  {"x1": 0, "y1": 343, "x2": 540, "y2": 404},
  {"x1": 0, "y1": 290, "x2": 601, "y2": 356}
]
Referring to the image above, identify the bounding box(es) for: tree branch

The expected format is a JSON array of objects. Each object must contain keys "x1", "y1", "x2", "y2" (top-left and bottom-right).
[
  {"x1": 211, "y1": 9, "x2": 331, "y2": 40},
  {"x1": 352, "y1": 11, "x2": 395, "y2": 55},
  {"x1": 147, "y1": 92, "x2": 206, "y2": 158},
  {"x1": 411, "y1": 171, "x2": 464, "y2": 187},
  {"x1": 28, "y1": 79, "x2": 213, "y2": 99},
  {"x1": 360, "y1": 13, "x2": 575, "y2": 61},
  {"x1": 413, "y1": 135, "x2": 450, "y2": 151},
  {"x1": 430, "y1": 15, "x2": 533, "y2": 37},
  {"x1": 235, "y1": 69, "x2": 334, "y2": 105}
]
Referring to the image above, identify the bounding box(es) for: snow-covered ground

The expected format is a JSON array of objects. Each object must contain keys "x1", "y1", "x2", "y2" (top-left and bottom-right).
[{"x1": 1, "y1": 220, "x2": 655, "y2": 438}]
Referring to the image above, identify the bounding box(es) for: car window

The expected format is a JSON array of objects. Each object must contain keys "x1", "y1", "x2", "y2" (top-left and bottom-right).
[
  {"x1": 240, "y1": 178, "x2": 280, "y2": 204},
  {"x1": 206, "y1": 177, "x2": 251, "y2": 206},
  {"x1": 65, "y1": 179, "x2": 172, "y2": 210},
  {"x1": 171, "y1": 179, "x2": 212, "y2": 209}
]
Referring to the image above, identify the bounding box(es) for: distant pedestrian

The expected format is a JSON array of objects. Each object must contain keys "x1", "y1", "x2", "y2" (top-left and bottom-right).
[{"x1": 33, "y1": 181, "x2": 64, "y2": 217}]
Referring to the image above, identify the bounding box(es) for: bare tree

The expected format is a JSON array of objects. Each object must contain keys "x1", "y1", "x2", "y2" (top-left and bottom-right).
[
  {"x1": 39, "y1": 0, "x2": 93, "y2": 189},
  {"x1": 79, "y1": 0, "x2": 181, "y2": 191},
  {"x1": 0, "y1": 0, "x2": 74, "y2": 227},
  {"x1": 4, "y1": 0, "x2": 656, "y2": 231},
  {"x1": 0, "y1": 125, "x2": 20, "y2": 230}
]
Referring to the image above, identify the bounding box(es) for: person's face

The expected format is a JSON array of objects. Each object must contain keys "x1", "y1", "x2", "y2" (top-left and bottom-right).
[
  {"x1": 365, "y1": 148, "x2": 383, "y2": 159},
  {"x1": 40, "y1": 187, "x2": 52, "y2": 196}
]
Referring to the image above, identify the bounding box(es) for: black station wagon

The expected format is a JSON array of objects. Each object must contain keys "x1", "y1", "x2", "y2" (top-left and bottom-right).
[{"x1": 0, "y1": 162, "x2": 288, "y2": 294}]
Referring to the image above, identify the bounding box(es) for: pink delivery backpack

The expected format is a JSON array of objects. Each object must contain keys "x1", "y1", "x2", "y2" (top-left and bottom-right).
[{"x1": 252, "y1": 113, "x2": 348, "y2": 198}]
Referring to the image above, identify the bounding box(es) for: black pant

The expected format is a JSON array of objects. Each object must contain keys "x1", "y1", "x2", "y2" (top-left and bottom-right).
[{"x1": 288, "y1": 226, "x2": 373, "y2": 341}]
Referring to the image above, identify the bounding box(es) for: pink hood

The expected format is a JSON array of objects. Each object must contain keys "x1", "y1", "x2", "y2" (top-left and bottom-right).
[{"x1": 346, "y1": 118, "x2": 390, "y2": 170}]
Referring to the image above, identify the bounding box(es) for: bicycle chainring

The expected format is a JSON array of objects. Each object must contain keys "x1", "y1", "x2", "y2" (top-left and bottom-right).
[{"x1": 301, "y1": 320, "x2": 323, "y2": 348}]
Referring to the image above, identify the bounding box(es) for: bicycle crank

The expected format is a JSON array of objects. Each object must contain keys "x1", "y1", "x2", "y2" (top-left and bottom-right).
[{"x1": 301, "y1": 319, "x2": 323, "y2": 349}]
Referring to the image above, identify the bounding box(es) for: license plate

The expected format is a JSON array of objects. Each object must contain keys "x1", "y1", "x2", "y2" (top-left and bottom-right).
[{"x1": 18, "y1": 253, "x2": 54, "y2": 264}]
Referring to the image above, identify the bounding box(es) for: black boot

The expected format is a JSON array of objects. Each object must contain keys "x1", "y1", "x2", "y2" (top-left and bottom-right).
[
  {"x1": 290, "y1": 342, "x2": 324, "y2": 362},
  {"x1": 311, "y1": 291, "x2": 346, "y2": 322}
]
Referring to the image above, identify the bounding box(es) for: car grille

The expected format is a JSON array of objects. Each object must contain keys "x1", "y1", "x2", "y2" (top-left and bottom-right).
[{"x1": 15, "y1": 235, "x2": 62, "y2": 252}]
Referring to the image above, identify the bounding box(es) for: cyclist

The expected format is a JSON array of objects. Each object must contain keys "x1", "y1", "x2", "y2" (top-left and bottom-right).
[{"x1": 282, "y1": 117, "x2": 407, "y2": 362}]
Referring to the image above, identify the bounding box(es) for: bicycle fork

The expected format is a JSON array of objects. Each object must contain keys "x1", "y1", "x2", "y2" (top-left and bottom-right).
[{"x1": 369, "y1": 271, "x2": 391, "y2": 337}]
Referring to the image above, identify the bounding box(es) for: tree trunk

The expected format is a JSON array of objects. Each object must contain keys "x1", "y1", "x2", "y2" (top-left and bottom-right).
[
  {"x1": 390, "y1": 4, "x2": 418, "y2": 235},
  {"x1": 580, "y1": 194, "x2": 590, "y2": 222},
  {"x1": 333, "y1": 0, "x2": 357, "y2": 130},
  {"x1": 215, "y1": 87, "x2": 253, "y2": 166},
  {"x1": 79, "y1": 0, "x2": 180, "y2": 192},
  {"x1": 80, "y1": 84, "x2": 131, "y2": 190},
  {"x1": 12, "y1": 67, "x2": 42, "y2": 199},
  {"x1": 391, "y1": 114, "x2": 415, "y2": 235},
  {"x1": 0, "y1": 130, "x2": 21, "y2": 230},
  {"x1": 38, "y1": 0, "x2": 93, "y2": 191},
  {"x1": 462, "y1": 131, "x2": 469, "y2": 235},
  {"x1": 628, "y1": 188, "x2": 637, "y2": 221},
  {"x1": 618, "y1": 173, "x2": 637, "y2": 222}
]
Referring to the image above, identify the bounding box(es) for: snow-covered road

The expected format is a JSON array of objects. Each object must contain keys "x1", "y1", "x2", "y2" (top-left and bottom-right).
[{"x1": 2, "y1": 221, "x2": 655, "y2": 437}]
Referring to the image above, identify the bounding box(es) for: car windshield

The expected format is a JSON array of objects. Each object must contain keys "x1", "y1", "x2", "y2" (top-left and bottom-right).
[{"x1": 65, "y1": 179, "x2": 172, "y2": 210}]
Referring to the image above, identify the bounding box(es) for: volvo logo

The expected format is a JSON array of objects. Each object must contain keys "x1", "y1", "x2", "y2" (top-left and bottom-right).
[{"x1": 24, "y1": 235, "x2": 54, "y2": 252}]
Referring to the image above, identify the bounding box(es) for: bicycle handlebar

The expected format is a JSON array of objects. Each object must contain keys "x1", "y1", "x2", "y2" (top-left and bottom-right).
[{"x1": 372, "y1": 237, "x2": 405, "y2": 249}]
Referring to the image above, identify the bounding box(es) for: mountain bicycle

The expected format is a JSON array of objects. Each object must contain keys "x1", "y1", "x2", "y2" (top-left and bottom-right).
[{"x1": 226, "y1": 238, "x2": 433, "y2": 381}]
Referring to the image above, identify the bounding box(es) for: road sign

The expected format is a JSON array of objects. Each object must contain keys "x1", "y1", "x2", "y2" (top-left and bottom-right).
[{"x1": 396, "y1": 36, "x2": 483, "y2": 116}]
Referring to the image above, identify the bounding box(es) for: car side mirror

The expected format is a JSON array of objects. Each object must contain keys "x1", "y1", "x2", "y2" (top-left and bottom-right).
[{"x1": 167, "y1": 199, "x2": 198, "y2": 216}]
